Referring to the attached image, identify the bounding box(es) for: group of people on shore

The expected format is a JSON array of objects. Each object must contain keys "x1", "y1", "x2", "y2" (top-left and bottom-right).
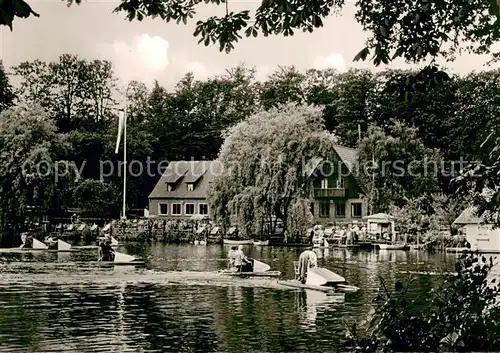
[{"x1": 311, "y1": 223, "x2": 368, "y2": 244}]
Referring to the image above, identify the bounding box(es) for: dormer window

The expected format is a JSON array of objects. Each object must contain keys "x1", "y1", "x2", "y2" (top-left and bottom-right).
[{"x1": 187, "y1": 183, "x2": 194, "y2": 191}]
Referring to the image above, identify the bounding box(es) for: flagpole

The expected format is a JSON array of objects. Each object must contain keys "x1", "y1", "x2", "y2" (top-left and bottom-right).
[{"x1": 122, "y1": 109, "x2": 127, "y2": 220}]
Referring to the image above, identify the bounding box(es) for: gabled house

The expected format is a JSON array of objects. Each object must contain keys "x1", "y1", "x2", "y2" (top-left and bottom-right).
[
  {"x1": 148, "y1": 161, "x2": 221, "y2": 220},
  {"x1": 149, "y1": 147, "x2": 367, "y2": 224},
  {"x1": 306, "y1": 145, "x2": 368, "y2": 224},
  {"x1": 454, "y1": 206, "x2": 500, "y2": 253}
]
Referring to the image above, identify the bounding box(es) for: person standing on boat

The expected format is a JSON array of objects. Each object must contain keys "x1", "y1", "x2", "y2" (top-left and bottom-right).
[{"x1": 297, "y1": 249, "x2": 318, "y2": 284}]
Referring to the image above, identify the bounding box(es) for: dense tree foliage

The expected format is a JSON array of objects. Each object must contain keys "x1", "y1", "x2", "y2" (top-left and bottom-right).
[
  {"x1": 0, "y1": 105, "x2": 71, "y2": 238},
  {"x1": 2, "y1": 54, "x2": 498, "y2": 233},
  {"x1": 346, "y1": 252, "x2": 500, "y2": 352},
  {"x1": 7, "y1": 0, "x2": 497, "y2": 65},
  {"x1": 0, "y1": 61, "x2": 15, "y2": 113},
  {"x1": 357, "y1": 122, "x2": 442, "y2": 212},
  {"x1": 207, "y1": 103, "x2": 334, "y2": 238}
]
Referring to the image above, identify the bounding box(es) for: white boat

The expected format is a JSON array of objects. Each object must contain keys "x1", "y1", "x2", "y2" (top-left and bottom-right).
[
  {"x1": 97, "y1": 251, "x2": 141, "y2": 266},
  {"x1": 30, "y1": 237, "x2": 48, "y2": 249},
  {"x1": 253, "y1": 240, "x2": 269, "y2": 246},
  {"x1": 306, "y1": 267, "x2": 345, "y2": 286},
  {"x1": 111, "y1": 236, "x2": 118, "y2": 248},
  {"x1": 223, "y1": 239, "x2": 254, "y2": 245},
  {"x1": 194, "y1": 240, "x2": 200, "y2": 245},
  {"x1": 279, "y1": 280, "x2": 359, "y2": 293},
  {"x1": 378, "y1": 243, "x2": 407, "y2": 250},
  {"x1": 199, "y1": 240, "x2": 207, "y2": 246},
  {"x1": 219, "y1": 259, "x2": 281, "y2": 277},
  {"x1": 114, "y1": 251, "x2": 136, "y2": 263},
  {"x1": 55, "y1": 239, "x2": 72, "y2": 252},
  {"x1": 279, "y1": 262, "x2": 359, "y2": 293},
  {"x1": 17, "y1": 234, "x2": 78, "y2": 252}
]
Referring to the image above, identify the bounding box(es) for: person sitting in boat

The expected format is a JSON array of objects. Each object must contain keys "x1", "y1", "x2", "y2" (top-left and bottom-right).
[
  {"x1": 297, "y1": 249, "x2": 318, "y2": 284},
  {"x1": 227, "y1": 246, "x2": 238, "y2": 268},
  {"x1": 20, "y1": 232, "x2": 33, "y2": 249},
  {"x1": 234, "y1": 245, "x2": 253, "y2": 272},
  {"x1": 45, "y1": 236, "x2": 58, "y2": 249},
  {"x1": 99, "y1": 237, "x2": 115, "y2": 261}
]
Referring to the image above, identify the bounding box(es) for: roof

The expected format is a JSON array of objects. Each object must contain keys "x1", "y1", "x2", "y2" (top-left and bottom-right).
[
  {"x1": 363, "y1": 213, "x2": 395, "y2": 222},
  {"x1": 149, "y1": 161, "x2": 222, "y2": 199},
  {"x1": 333, "y1": 145, "x2": 357, "y2": 175},
  {"x1": 304, "y1": 157, "x2": 324, "y2": 177},
  {"x1": 162, "y1": 162, "x2": 189, "y2": 183},
  {"x1": 305, "y1": 145, "x2": 358, "y2": 177},
  {"x1": 183, "y1": 162, "x2": 208, "y2": 183},
  {"x1": 453, "y1": 206, "x2": 485, "y2": 225},
  {"x1": 305, "y1": 144, "x2": 367, "y2": 193}
]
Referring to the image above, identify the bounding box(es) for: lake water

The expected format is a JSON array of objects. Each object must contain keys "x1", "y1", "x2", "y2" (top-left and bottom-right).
[{"x1": 0, "y1": 244, "x2": 460, "y2": 352}]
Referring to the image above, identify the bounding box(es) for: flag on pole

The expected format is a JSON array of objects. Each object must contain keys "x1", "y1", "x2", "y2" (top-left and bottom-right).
[{"x1": 115, "y1": 111, "x2": 125, "y2": 154}]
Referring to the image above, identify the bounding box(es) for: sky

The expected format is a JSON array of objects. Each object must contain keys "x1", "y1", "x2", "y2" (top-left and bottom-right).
[{"x1": 1, "y1": 1, "x2": 496, "y2": 89}]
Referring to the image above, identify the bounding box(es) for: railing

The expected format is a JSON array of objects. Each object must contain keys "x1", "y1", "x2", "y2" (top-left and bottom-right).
[{"x1": 313, "y1": 188, "x2": 345, "y2": 198}]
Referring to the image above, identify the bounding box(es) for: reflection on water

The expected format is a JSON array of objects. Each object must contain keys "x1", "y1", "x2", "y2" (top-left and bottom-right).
[
  {"x1": 296, "y1": 290, "x2": 345, "y2": 327},
  {"x1": 0, "y1": 244, "x2": 458, "y2": 352}
]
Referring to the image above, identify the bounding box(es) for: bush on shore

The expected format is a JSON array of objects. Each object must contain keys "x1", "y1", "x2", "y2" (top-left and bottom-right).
[{"x1": 345, "y1": 251, "x2": 500, "y2": 352}]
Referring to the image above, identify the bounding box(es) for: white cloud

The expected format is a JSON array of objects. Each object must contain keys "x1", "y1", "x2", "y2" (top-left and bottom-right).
[
  {"x1": 313, "y1": 53, "x2": 346, "y2": 72},
  {"x1": 97, "y1": 34, "x2": 169, "y2": 85},
  {"x1": 184, "y1": 61, "x2": 209, "y2": 79},
  {"x1": 255, "y1": 66, "x2": 271, "y2": 82}
]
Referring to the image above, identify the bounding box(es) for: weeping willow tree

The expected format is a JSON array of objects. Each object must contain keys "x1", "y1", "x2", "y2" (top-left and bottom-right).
[{"x1": 208, "y1": 103, "x2": 336, "y2": 240}]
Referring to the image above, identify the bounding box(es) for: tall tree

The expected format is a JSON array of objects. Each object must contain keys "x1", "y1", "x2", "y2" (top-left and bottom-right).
[
  {"x1": 0, "y1": 61, "x2": 15, "y2": 113},
  {"x1": 259, "y1": 66, "x2": 306, "y2": 109},
  {"x1": 0, "y1": 105, "x2": 72, "y2": 241},
  {"x1": 11, "y1": 55, "x2": 117, "y2": 132},
  {"x1": 329, "y1": 69, "x2": 376, "y2": 147},
  {"x1": 208, "y1": 103, "x2": 336, "y2": 239},
  {"x1": 357, "y1": 122, "x2": 442, "y2": 212}
]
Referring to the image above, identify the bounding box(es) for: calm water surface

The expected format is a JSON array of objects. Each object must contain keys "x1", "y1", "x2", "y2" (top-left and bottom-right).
[{"x1": 0, "y1": 244, "x2": 459, "y2": 352}]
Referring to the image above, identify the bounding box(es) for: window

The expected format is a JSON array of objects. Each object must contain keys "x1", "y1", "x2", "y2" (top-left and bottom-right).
[
  {"x1": 336, "y1": 203, "x2": 346, "y2": 217},
  {"x1": 167, "y1": 184, "x2": 173, "y2": 191},
  {"x1": 310, "y1": 203, "x2": 314, "y2": 216},
  {"x1": 187, "y1": 183, "x2": 194, "y2": 191},
  {"x1": 478, "y1": 225, "x2": 489, "y2": 236},
  {"x1": 199, "y1": 204, "x2": 209, "y2": 215},
  {"x1": 319, "y1": 203, "x2": 330, "y2": 218},
  {"x1": 336, "y1": 178, "x2": 344, "y2": 188},
  {"x1": 352, "y1": 203, "x2": 362, "y2": 218},
  {"x1": 185, "y1": 204, "x2": 195, "y2": 215},
  {"x1": 158, "y1": 203, "x2": 169, "y2": 215},
  {"x1": 321, "y1": 178, "x2": 328, "y2": 189},
  {"x1": 172, "y1": 204, "x2": 182, "y2": 215}
]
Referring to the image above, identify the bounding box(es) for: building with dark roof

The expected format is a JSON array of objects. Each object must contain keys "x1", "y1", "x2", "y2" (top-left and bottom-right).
[
  {"x1": 454, "y1": 206, "x2": 500, "y2": 252},
  {"x1": 148, "y1": 145, "x2": 367, "y2": 223},
  {"x1": 306, "y1": 145, "x2": 368, "y2": 224},
  {"x1": 148, "y1": 160, "x2": 222, "y2": 220}
]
